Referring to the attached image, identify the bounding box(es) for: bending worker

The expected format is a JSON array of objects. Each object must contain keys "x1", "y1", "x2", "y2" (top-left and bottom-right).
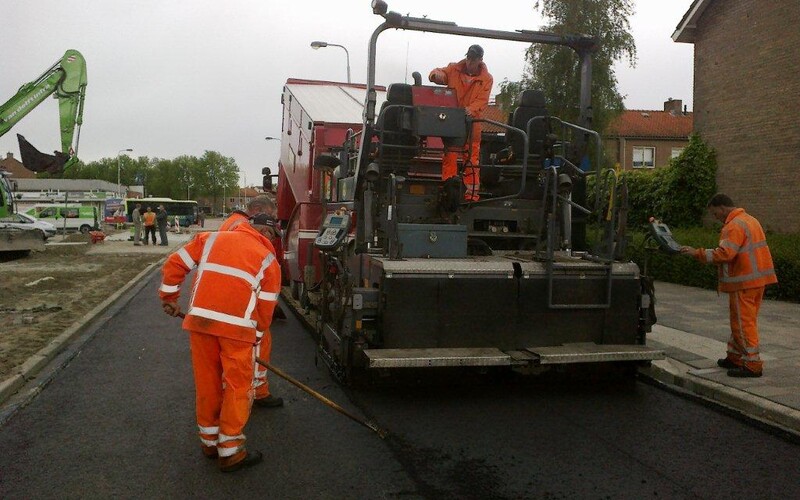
[
  {"x1": 429, "y1": 44, "x2": 493, "y2": 202},
  {"x1": 680, "y1": 194, "x2": 777, "y2": 378},
  {"x1": 220, "y1": 195, "x2": 286, "y2": 408},
  {"x1": 159, "y1": 213, "x2": 281, "y2": 472}
]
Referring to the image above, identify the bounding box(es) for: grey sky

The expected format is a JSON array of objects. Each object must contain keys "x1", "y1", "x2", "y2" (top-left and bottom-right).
[{"x1": 1, "y1": 0, "x2": 694, "y2": 188}]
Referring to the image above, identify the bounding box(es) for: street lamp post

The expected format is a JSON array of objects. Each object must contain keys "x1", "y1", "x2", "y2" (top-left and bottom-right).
[
  {"x1": 117, "y1": 148, "x2": 133, "y2": 198},
  {"x1": 310, "y1": 41, "x2": 351, "y2": 83}
]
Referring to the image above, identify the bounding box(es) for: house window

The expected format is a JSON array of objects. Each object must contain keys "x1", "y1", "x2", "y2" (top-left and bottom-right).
[
  {"x1": 632, "y1": 147, "x2": 655, "y2": 168},
  {"x1": 671, "y1": 147, "x2": 685, "y2": 159}
]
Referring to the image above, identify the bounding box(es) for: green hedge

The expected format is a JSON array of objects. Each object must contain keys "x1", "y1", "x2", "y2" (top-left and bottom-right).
[
  {"x1": 624, "y1": 227, "x2": 800, "y2": 302},
  {"x1": 590, "y1": 133, "x2": 717, "y2": 229}
]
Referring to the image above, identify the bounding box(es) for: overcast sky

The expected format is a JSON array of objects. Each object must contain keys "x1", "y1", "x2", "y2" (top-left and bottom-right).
[{"x1": 1, "y1": 0, "x2": 694, "y2": 187}]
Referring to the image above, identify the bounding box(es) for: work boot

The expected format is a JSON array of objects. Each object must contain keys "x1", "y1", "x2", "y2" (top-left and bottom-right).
[
  {"x1": 219, "y1": 450, "x2": 263, "y2": 473},
  {"x1": 717, "y1": 358, "x2": 739, "y2": 369},
  {"x1": 727, "y1": 367, "x2": 762, "y2": 378},
  {"x1": 201, "y1": 445, "x2": 218, "y2": 459},
  {"x1": 254, "y1": 394, "x2": 284, "y2": 408}
]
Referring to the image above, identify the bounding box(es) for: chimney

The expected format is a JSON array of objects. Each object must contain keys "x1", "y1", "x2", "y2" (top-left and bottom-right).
[
  {"x1": 664, "y1": 98, "x2": 683, "y2": 115},
  {"x1": 6, "y1": 152, "x2": 13, "y2": 159}
]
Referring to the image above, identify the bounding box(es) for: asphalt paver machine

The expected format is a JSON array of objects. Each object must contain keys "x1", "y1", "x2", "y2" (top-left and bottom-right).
[{"x1": 285, "y1": 1, "x2": 663, "y2": 382}]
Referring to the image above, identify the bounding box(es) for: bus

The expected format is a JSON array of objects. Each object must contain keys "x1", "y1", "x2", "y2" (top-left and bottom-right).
[{"x1": 124, "y1": 198, "x2": 198, "y2": 227}]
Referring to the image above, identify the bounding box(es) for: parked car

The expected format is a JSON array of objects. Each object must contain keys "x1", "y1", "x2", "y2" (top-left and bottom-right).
[{"x1": 0, "y1": 212, "x2": 57, "y2": 239}]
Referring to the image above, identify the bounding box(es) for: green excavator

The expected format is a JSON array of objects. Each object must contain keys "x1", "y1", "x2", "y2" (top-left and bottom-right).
[
  {"x1": 1, "y1": 50, "x2": 87, "y2": 255},
  {"x1": 1, "y1": 49, "x2": 87, "y2": 175}
]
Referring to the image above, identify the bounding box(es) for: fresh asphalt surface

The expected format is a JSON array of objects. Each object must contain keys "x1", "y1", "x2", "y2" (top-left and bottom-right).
[{"x1": 1, "y1": 270, "x2": 799, "y2": 499}]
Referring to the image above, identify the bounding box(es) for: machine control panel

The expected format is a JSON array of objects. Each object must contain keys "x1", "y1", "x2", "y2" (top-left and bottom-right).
[
  {"x1": 648, "y1": 219, "x2": 682, "y2": 254},
  {"x1": 315, "y1": 213, "x2": 351, "y2": 250}
]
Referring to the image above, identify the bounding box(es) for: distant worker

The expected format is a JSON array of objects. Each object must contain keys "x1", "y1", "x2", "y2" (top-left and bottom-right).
[
  {"x1": 113, "y1": 207, "x2": 125, "y2": 229},
  {"x1": 131, "y1": 203, "x2": 143, "y2": 245},
  {"x1": 680, "y1": 194, "x2": 777, "y2": 378},
  {"x1": 219, "y1": 196, "x2": 286, "y2": 408},
  {"x1": 198, "y1": 211, "x2": 205, "y2": 228},
  {"x1": 429, "y1": 44, "x2": 493, "y2": 202},
  {"x1": 156, "y1": 204, "x2": 169, "y2": 246},
  {"x1": 142, "y1": 206, "x2": 157, "y2": 245},
  {"x1": 160, "y1": 213, "x2": 281, "y2": 472}
]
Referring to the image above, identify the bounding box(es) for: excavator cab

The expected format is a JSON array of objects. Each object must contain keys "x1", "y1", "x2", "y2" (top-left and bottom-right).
[{"x1": 17, "y1": 134, "x2": 70, "y2": 174}]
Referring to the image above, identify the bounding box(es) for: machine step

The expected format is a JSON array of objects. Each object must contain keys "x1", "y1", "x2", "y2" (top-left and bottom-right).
[
  {"x1": 363, "y1": 348, "x2": 511, "y2": 368},
  {"x1": 526, "y1": 343, "x2": 665, "y2": 364}
]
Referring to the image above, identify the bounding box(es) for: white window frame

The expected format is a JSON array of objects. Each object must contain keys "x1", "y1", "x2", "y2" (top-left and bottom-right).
[
  {"x1": 671, "y1": 147, "x2": 685, "y2": 159},
  {"x1": 632, "y1": 147, "x2": 655, "y2": 168}
]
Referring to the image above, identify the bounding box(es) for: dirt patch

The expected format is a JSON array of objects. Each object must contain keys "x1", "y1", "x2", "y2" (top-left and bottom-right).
[{"x1": 0, "y1": 241, "x2": 163, "y2": 382}]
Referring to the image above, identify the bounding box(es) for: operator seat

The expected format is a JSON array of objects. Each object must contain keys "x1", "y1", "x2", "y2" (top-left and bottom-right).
[
  {"x1": 376, "y1": 83, "x2": 417, "y2": 164},
  {"x1": 508, "y1": 89, "x2": 550, "y2": 164}
]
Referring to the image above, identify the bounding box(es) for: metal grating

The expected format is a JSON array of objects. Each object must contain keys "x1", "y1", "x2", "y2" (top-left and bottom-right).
[
  {"x1": 363, "y1": 348, "x2": 511, "y2": 368},
  {"x1": 527, "y1": 343, "x2": 666, "y2": 364}
]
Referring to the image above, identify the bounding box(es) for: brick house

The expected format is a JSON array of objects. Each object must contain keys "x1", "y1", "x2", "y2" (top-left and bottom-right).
[
  {"x1": 673, "y1": 0, "x2": 800, "y2": 232},
  {"x1": 0, "y1": 152, "x2": 36, "y2": 179},
  {"x1": 605, "y1": 99, "x2": 693, "y2": 170}
]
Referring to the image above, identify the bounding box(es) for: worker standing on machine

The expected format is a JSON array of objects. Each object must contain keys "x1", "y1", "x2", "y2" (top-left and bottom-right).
[
  {"x1": 680, "y1": 194, "x2": 777, "y2": 378},
  {"x1": 220, "y1": 195, "x2": 286, "y2": 407},
  {"x1": 428, "y1": 44, "x2": 493, "y2": 202},
  {"x1": 159, "y1": 213, "x2": 281, "y2": 472}
]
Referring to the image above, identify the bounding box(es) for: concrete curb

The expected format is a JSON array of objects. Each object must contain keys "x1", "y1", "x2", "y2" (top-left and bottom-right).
[
  {"x1": 0, "y1": 257, "x2": 166, "y2": 407},
  {"x1": 640, "y1": 358, "x2": 800, "y2": 438}
]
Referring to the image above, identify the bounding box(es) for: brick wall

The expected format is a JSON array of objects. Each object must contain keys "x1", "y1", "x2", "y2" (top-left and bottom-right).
[{"x1": 693, "y1": 0, "x2": 800, "y2": 232}]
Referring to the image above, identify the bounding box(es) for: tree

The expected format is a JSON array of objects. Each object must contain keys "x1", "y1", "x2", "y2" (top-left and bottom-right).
[
  {"x1": 511, "y1": 0, "x2": 636, "y2": 134},
  {"x1": 196, "y1": 151, "x2": 239, "y2": 213}
]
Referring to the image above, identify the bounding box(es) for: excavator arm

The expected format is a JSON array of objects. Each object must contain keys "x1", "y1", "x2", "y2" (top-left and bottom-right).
[{"x1": 0, "y1": 49, "x2": 87, "y2": 173}]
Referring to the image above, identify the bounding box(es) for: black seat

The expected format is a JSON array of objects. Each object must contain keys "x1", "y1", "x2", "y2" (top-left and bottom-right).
[
  {"x1": 508, "y1": 90, "x2": 549, "y2": 160},
  {"x1": 377, "y1": 83, "x2": 413, "y2": 132},
  {"x1": 377, "y1": 84, "x2": 417, "y2": 165}
]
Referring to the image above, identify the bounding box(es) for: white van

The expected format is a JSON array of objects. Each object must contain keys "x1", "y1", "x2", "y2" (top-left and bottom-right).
[{"x1": 26, "y1": 204, "x2": 99, "y2": 234}]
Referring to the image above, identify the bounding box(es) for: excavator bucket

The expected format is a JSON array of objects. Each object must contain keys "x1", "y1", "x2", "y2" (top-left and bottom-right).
[{"x1": 17, "y1": 134, "x2": 69, "y2": 174}]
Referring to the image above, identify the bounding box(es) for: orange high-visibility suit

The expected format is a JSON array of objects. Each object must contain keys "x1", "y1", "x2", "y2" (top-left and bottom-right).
[
  {"x1": 692, "y1": 208, "x2": 777, "y2": 373},
  {"x1": 218, "y1": 210, "x2": 249, "y2": 231},
  {"x1": 219, "y1": 210, "x2": 280, "y2": 402},
  {"x1": 159, "y1": 223, "x2": 281, "y2": 465},
  {"x1": 429, "y1": 60, "x2": 493, "y2": 201},
  {"x1": 142, "y1": 210, "x2": 157, "y2": 245}
]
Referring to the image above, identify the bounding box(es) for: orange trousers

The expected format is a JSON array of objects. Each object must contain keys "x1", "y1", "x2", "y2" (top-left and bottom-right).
[
  {"x1": 189, "y1": 330, "x2": 255, "y2": 459},
  {"x1": 253, "y1": 333, "x2": 272, "y2": 400},
  {"x1": 442, "y1": 122, "x2": 481, "y2": 202},
  {"x1": 726, "y1": 287, "x2": 764, "y2": 373}
]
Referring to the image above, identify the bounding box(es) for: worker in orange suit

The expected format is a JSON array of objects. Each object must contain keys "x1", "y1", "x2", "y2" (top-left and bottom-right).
[
  {"x1": 142, "y1": 206, "x2": 157, "y2": 245},
  {"x1": 429, "y1": 44, "x2": 493, "y2": 202},
  {"x1": 220, "y1": 195, "x2": 286, "y2": 298},
  {"x1": 220, "y1": 196, "x2": 286, "y2": 409},
  {"x1": 680, "y1": 194, "x2": 778, "y2": 378},
  {"x1": 159, "y1": 213, "x2": 281, "y2": 472}
]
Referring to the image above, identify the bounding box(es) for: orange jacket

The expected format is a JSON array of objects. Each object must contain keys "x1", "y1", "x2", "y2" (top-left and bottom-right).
[
  {"x1": 159, "y1": 223, "x2": 281, "y2": 343},
  {"x1": 142, "y1": 211, "x2": 156, "y2": 226},
  {"x1": 693, "y1": 208, "x2": 778, "y2": 292},
  {"x1": 219, "y1": 210, "x2": 280, "y2": 265},
  {"x1": 429, "y1": 59, "x2": 493, "y2": 118},
  {"x1": 218, "y1": 210, "x2": 249, "y2": 231}
]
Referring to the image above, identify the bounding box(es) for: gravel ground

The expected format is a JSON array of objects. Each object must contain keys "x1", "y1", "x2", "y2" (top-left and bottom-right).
[{"x1": 0, "y1": 232, "x2": 164, "y2": 382}]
